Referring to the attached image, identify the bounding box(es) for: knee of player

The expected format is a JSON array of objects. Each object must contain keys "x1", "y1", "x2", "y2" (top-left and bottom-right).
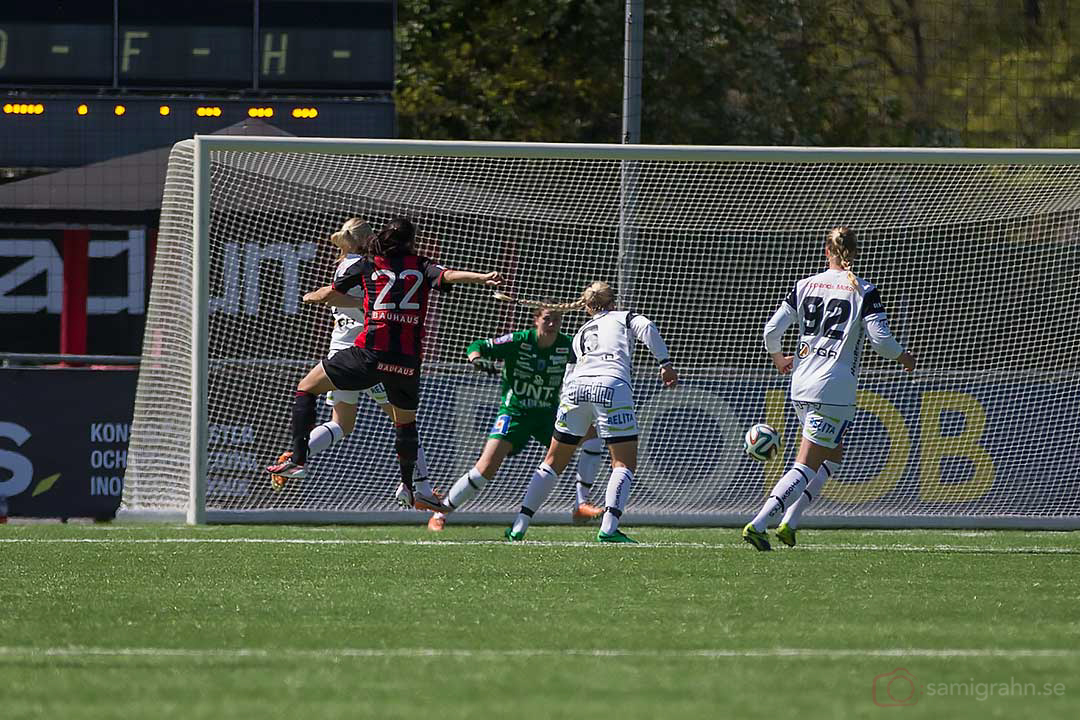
[{"x1": 334, "y1": 415, "x2": 356, "y2": 436}]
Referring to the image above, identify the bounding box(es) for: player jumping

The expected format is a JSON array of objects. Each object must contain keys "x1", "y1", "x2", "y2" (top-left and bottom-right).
[
  {"x1": 504, "y1": 281, "x2": 678, "y2": 543},
  {"x1": 266, "y1": 217, "x2": 502, "y2": 512},
  {"x1": 268, "y1": 218, "x2": 431, "y2": 492},
  {"x1": 743, "y1": 226, "x2": 916, "y2": 550}
]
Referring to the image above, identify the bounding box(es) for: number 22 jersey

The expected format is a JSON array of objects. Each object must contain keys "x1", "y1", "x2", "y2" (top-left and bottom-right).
[
  {"x1": 332, "y1": 253, "x2": 449, "y2": 360},
  {"x1": 764, "y1": 268, "x2": 903, "y2": 405}
]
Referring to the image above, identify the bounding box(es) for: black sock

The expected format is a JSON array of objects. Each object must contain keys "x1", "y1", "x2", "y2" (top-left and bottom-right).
[
  {"x1": 291, "y1": 391, "x2": 316, "y2": 465},
  {"x1": 394, "y1": 422, "x2": 419, "y2": 490}
]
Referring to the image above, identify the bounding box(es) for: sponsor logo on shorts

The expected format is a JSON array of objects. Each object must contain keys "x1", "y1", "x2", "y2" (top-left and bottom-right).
[
  {"x1": 807, "y1": 415, "x2": 836, "y2": 436},
  {"x1": 571, "y1": 384, "x2": 614, "y2": 407},
  {"x1": 798, "y1": 342, "x2": 811, "y2": 359},
  {"x1": 377, "y1": 362, "x2": 416, "y2": 377}
]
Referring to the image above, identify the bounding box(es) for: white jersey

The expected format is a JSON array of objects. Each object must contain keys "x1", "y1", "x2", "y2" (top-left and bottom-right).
[
  {"x1": 764, "y1": 268, "x2": 904, "y2": 405},
  {"x1": 568, "y1": 310, "x2": 671, "y2": 387},
  {"x1": 328, "y1": 254, "x2": 366, "y2": 351}
]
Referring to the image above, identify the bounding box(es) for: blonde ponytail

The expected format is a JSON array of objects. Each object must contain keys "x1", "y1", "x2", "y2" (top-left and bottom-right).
[
  {"x1": 826, "y1": 226, "x2": 861, "y2": 294},
  {"x1": 492, "y1": 281, "x2": 615, "y2": 313}
]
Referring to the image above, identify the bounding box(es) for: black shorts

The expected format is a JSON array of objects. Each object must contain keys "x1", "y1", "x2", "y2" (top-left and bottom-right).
[{"x1": 321, "y1": 347, "x2": 421, "y2": 411}]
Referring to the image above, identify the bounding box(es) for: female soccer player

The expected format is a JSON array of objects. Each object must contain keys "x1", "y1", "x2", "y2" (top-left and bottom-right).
[
  {"x1": 743, "y1": 226, "x2": 916, "y2": 550},
  {"x1": 426, "y1": 306, "x2": 606, "y2": 530},
  {"x1": 505, "y1": 281, "x2": 678, "y2": 543},
  {"x1": 266, "y1": 217, "x2": 502, "y2": 512},
  {"x1": 268, "y1": 218, "x2": 430, "y2": 492}
]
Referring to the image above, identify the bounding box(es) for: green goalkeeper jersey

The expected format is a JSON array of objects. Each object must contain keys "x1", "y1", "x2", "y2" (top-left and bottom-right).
[{"x1": 467, "y1": 329, "x2": 576, "y2": 414}]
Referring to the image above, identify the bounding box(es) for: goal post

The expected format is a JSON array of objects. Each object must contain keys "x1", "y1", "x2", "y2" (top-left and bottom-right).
[{"x1": 124, "y1": 137, "x2": 1080, "y2": 528}]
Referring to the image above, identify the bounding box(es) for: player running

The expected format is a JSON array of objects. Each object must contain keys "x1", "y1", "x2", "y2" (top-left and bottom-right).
[
  {"x1": 266, "y1": 217, "x2": 502, "y2": 512},
  {"x1": 268, "y1": 218, "x2": 431, "y2": 492},
  {"x1": 505, "y1": 281, "x2": 678, "y2": 543},
  {"x1": 743, "y1": 226, "x2": 916, "y2": 550},
  {"x1": 426, "y1": 305, "x2": 607, "y2": 530}
]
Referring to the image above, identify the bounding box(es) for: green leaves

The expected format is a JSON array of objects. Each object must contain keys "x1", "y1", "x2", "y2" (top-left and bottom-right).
[{"x1": 32, "y1": 473, "x2": 61, "y2": 497}]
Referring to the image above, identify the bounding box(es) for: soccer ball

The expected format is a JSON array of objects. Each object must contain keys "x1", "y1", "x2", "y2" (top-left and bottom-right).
[{"x1": 743, "y1": 423, "x2": 781, "y2": 462}]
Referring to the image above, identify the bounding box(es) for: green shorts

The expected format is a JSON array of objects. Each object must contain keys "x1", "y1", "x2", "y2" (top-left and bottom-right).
[{"x1": 488, "y1": 409, "x2": 555, "y2": 457}]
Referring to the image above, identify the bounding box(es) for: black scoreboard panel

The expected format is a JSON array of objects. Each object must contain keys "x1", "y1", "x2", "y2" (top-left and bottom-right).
[
  {"x1": 118, "y1": 1, "x2": 254, "y2": 87},
  {"x1": 0, "y1": 0, "x2": 394, "y2": 92},
  {"x1": 0, "y1": 96, "x2": 395, "y2": 168},
  {"x1": 0, "y1": 3, "x2": 113, "y2": 85}
]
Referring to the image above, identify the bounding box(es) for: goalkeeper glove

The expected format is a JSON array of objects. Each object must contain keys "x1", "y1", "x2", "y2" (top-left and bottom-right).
[{"x1": 470, "y1": 357, "x2": 499, "y2": 376}]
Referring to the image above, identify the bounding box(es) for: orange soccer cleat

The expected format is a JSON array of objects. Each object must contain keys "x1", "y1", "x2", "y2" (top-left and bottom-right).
[
  {"x1": 267, "y1": 451, "x2": 301, "y2": 491},
  {"x1": 572, "y1": 503, "x2": 605, "y2": 524}
]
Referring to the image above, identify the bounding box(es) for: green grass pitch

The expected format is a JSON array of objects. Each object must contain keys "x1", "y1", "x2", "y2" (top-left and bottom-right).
[{"x1": 3, "y1": 523, "x2": 1078, "y2": 719}]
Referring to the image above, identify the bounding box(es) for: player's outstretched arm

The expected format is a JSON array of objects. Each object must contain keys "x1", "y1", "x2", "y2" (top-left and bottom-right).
[
  {"x1": 628, "y1": 314, "x2": 677, "y2": 388},
  {"x1": 442, "y1": 270, "x2": 503, "y2": 286},
  {"x1": 302, "y1": 285, "x2": 362, "y2": 307}
]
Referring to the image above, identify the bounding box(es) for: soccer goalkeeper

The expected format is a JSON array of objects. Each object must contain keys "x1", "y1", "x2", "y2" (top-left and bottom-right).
[{"x1": 428, "y1": 305, "x2": 606, "y2": 526}]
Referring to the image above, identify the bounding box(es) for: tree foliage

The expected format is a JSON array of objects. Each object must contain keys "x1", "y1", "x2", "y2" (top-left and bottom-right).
[{"x1": 396, "y1": 0, "x2": 1080, "y2": 147}]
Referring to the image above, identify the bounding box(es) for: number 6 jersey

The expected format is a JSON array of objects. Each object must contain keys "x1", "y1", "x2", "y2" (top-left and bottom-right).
[{"x1": 764, "y1": 268, "x2": 905, "y2": 405}]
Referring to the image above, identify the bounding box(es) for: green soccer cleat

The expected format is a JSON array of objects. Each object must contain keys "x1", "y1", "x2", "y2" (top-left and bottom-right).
[
  {"x1": 504, "y1": 527, "x2": 525, "y2": 542},
  {"x1": 776, "y1": 523, "x2": 797, "y2": 547},
  {"x1": 597, "y1": 529, "x2": 638, "y2": 544},
  {"x1": 742, "y1": 523, "x2": 772, "y2": 551}
]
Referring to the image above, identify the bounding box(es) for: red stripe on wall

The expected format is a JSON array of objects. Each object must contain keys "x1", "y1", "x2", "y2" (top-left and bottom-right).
[{"x1": 61, "y1": 229, "x2": 90, "y2": 361}]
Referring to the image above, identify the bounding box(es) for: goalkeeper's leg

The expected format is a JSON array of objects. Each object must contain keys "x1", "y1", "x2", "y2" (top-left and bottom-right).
[
  {"x1": 508, "y1": 433, "x2": 581, "y2": 539},
  {"x1": 443, "y1": 438, "x2": 514, "y2": 512}
]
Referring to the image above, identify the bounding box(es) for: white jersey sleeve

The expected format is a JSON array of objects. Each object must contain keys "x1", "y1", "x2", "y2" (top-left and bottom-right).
[
  {"x1": 328, "y1": 254, "x2": 367, "y2": 351},
  {"x1": 763, "y1": 291, "x2": 798, "y2": 353},
  {"x1": 628, "y1": 313, "x2": 672, "y2": 366}
]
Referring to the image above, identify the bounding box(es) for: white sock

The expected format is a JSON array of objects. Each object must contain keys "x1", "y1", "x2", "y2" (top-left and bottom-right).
[
  {"x1": 575, "y1": 437, "x2": 605, "y2": 506},
  {"x1": 446, "y1": 468, "x2": 488, "y2": 511},
  {"x1": 413, "y1": 444, "x2": 429, "y2": 480},
  {"x1": 511, "y1": 463, "x2": 558, "y2": 535},
  {"x1": 414, "y1": 479, "x2": 434, "y2": 496},
  {"x1": 750, "y1": 462, "x2": 814, "y2": 532},
  {"x1": 307, "y1": 421, "x2": 344, "y2": 458},
  {"x1": 781, "y1": 460, "x2": 837, "y2": 529},
  {"x1": 600, "y1": 467, "x2": 633, "y2": 535}
]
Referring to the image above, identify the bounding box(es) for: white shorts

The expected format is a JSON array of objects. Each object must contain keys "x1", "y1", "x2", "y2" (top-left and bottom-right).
[
  {"x1": 554, "y1": 376, "x2": 638, "y2": 442},
  {"x1": 793, "y1": 400, "x2": 856, "y2": 449},
  {"x1": 325, "y1": 347, "x2": 389, "y2": 406}
]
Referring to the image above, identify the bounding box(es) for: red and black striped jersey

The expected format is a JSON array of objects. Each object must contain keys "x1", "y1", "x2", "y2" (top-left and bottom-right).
[{"x1": 332, "y1": 254, "x2": 449, "y2": 359}]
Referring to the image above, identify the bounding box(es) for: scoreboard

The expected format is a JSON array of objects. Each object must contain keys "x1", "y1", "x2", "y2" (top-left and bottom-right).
[
  {"x1": 0, "y1": 0, "x2": 394, "y2": 92},
  {"x1": 0, "y1": 1, "x2": 395, "y2": 168}
]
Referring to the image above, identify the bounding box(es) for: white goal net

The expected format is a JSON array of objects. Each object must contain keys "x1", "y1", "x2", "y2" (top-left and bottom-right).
[{"x1": 125, "y1": 138, "x2": 1080, "y2": 528}]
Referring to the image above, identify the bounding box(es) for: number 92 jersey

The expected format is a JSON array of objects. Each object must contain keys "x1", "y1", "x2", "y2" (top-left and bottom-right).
[{"x1": 771, "y1": 268, "x2": 890, "y2": 405}]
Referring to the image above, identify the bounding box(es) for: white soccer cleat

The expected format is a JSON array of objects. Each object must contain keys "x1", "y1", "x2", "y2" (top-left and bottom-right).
[{"x1": 394, "y1": 482, "x2": 414, "y2": 509}]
